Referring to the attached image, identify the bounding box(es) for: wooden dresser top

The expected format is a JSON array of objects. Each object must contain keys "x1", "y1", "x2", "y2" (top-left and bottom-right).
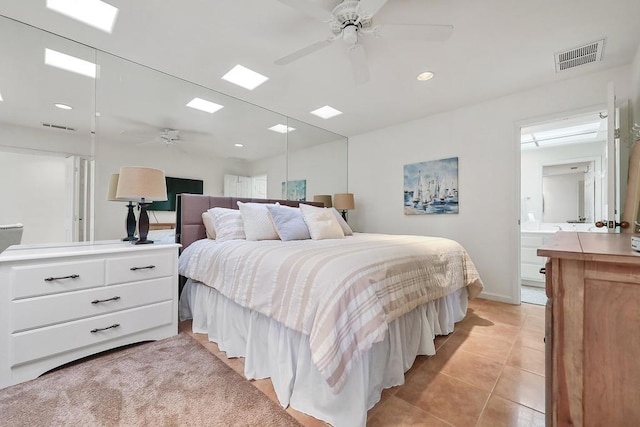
[{"x1": 538, "y1": 232, "x2": 640, "y2": 264}]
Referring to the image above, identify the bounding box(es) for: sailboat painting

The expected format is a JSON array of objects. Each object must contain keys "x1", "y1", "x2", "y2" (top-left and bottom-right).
[{"x1": 404, "y1": 157, "x2": 459, "y2": 215}]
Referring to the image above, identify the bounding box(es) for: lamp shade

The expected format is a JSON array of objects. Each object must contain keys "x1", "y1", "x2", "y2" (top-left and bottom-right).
[
  {"x1": 334, "y1": 193, "x2": 355, "y2": 210},
  {"x1": 107, "y1": 173, "x2": 119, "y2": 201},
  {"x1": 313, "y1": 194, "x2": 333, "y2": 208},
  {"x1": 115, "y1": 166, "x2": 168, "y2": 202}
]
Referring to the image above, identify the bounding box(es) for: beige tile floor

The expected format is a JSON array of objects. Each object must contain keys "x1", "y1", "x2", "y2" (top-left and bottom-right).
[{"x1": 181, "y1": 297, "x2": 546, "y2": 426}]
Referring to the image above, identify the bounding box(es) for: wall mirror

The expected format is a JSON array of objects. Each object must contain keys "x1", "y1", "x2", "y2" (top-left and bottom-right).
[{"x1": 0, "y1": 16, "x2": 348, "y2": 246}]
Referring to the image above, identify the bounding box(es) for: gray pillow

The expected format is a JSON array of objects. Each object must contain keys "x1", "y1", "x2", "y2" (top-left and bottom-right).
[{"x1": 265, "y1": 204, "x2": 311, "y2": 241}]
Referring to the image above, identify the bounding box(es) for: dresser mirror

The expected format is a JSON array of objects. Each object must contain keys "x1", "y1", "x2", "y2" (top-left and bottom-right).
[{"x1": 0, "y1": 16, "x2": 348, "y2": 245}]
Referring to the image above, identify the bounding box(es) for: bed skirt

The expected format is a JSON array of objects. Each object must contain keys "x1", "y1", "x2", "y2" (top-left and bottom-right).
[{"x1": 179, "y1": 279, "x2": 468, "y2": 427}]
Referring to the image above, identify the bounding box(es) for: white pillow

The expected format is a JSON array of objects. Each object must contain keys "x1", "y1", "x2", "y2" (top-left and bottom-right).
[
  {"x1": 265, "y1": 204, "x2": 311, "y2": 241},
  {"x1": 202, "y1": 212, "x2": 216, "y2": 239},
  {"x1": 331, "y1": 207, "x2": 353, "y2": 236},
  {"x1": 208, "y1": 207, "x2": 245, "y2": 241},
  {"x1": 299, "y1": 203, "x2": 345, "y2": 240},
  {"x1": 237, "y1": 202, "x2": 280, "y2": 241}
]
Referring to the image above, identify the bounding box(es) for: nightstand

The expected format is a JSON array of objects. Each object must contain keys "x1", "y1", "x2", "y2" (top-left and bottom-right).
[{"x1": 0, "y1": 241, "x2": 180, "y2": 389}]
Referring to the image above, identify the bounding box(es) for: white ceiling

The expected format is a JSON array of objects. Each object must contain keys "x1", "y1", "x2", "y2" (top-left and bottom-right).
[{"x1": 1, "y1": 0, "x2": 640, "y2": 139}]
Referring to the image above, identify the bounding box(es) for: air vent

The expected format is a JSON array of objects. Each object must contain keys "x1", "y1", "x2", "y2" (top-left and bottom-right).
[
  {"x1": 555, "y1": 39, "x2": 604, "y2": 72},
  {"x1": 42, "y1": 123, "x2": 76, "y2": 132}
]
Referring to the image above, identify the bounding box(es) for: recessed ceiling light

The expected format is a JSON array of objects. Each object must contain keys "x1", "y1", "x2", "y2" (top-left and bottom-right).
[
  {"x1": 234, "y1": 143, "x2": 244, "y2": 147},
  {"x1": 416, "y1": 71, "x2": 435, "y2": 81},
  {"x1": 186, "y1": 97, "x2": 224, "y2": 114},
  {"x1": 310, "y1": 105, "x2": 343, "y2": 119},
  {"x1": 45, "y1": 48, "x2": 96, "y2": 78},
  {"x1": 221, "y1": 65, "x2": 268, "y2": 90},
  {"x1": 54, "y1": 103, "x2": 73, "y2": 110},
  {"x1": 47, "y1": 0, "x2": 119, "y2": 33},
  {"x1": 268, "y1": 124, "x2": 296, "y2": 134},
  {"x1": 0, "y1": 91, "x2": 3, "y2": 101}
]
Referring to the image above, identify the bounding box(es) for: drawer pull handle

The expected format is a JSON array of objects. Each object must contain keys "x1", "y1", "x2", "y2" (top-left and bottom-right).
[
  {"x1": 130, "y1": 265, "x2": 155, "y2": 271},
  {"x1": 90, "y1": 324, "x2": 120, "y2": 333},
  {"x1": 91, "y1": 296, "x2": 121, "y2": 304},
  {"x1": 44, "y1": 274, "x2": 80, "y2": 282},
  {"x1": 539, "y1": 268, "x2": 546, "y2": 275}
]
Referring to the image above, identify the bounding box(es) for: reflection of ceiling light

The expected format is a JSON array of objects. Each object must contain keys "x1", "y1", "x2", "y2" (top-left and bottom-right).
[
  {"x1": 54, "y1": 103, "x2": 73, "y2": 110},
  {"x1": 47, "y1": 0, "x2": 119, "y2": 33},
  {"x1": 221, "y1": 65, "x2": 269, "y2": 90},
  {"x1": 45, "y1": 48, "x2": 96, "y2": 78},
  {"x1": 0, "y1": 92, "x2": 3, "y2": 101},
  {"x1": 186, "y1": 97, "x2": 224, "y2": 114},
  {"x1": 417, "y1": 71, "x2": 435, "y2": 81},
  {"x1": 268, "y1": 124, "x2": 296, "y2": 134},
  {"x1": 234, "y1": 143, "x2": 244, "y2": 147},
  {"x1": 310, "y1": 105, "x2": 343, "y2": 119}
]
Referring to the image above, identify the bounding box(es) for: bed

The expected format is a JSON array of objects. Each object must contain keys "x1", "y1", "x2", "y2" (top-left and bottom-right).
[{"x1": 176, "y1": 194, "x2": 483, "y2": 426}]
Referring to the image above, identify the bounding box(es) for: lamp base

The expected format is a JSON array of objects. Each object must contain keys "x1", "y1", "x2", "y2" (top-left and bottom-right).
[
  {"x1": 340, "y1": 210, "x2": 348, "y2": 221},
  {"x1": 122, "y1": 236, "x2": 138, "y2": 242},
  {"x1": 134, "y1": 202, "x2": 154, "y2": 245}
]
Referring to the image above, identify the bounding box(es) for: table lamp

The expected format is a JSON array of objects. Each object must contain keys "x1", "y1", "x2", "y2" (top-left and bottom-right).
[
  {"x1": 115, "y1": 166, "x2": 167, "y2": 244},
  {"x1": 107, "y1": 173, "x2": 137, "y2": 241},
  {"x1": 313, "y1": 195, "x2": 333, "y2": 208},
  {"x1": 334, "y1": 193, "x2": 355, "y2": 221}
]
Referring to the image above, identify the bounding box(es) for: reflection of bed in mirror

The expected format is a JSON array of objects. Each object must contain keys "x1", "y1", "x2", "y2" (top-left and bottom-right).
[{"x1": 176, "y1": 194, "x2": 483, "y2": 426}]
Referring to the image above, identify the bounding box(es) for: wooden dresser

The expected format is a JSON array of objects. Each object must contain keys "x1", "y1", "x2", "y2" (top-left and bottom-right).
[
  {"x1": 538, "y1": 232, "x2": 640, "y2": 426},
  {"x1": 0, "y1": 241, "x2": 180, "y2": 389}
]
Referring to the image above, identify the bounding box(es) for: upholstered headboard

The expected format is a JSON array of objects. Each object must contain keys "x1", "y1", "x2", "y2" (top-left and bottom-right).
[{"x1": 176, "y1": 194, "x2": 323, "y2": 250}]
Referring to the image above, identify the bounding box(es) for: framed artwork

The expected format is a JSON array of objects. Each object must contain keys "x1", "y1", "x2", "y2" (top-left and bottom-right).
[
  {"x1": 281, "y1": 179, "x2": 307, "y2": 201},
  {"x1": 404, "y1": 157, "x2": 458, "y2": 215}
]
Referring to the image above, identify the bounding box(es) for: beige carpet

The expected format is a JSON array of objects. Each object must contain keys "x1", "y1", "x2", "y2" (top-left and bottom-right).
[{"x1": 0, "y1": 334, "x2": 301, "y2": 427}]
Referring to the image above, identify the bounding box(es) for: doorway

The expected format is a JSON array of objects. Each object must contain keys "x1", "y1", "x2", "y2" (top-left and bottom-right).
[{"x1": 519, "y1": 110, "x2": 608, "y2": 304}]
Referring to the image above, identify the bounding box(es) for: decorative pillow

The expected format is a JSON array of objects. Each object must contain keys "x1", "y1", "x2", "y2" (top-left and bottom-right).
[
  {"x1": 201, "y1": 212, "x2": 216, "y2": 239},
  {"x1": 331, "y1": 207, "x2": 353, "y2": 236},
  {"x1": 237, "y1": 202, "x2": 280, "y2": 241},
  {"x1": 299, "y1": 203, "x2": 345, "y2": 240},
  {"x1": 265, "y1": 204, "x2": 311, "y2": 241},
  {"x1": 208, "y1": 207, "x2": 245, "y2": 241}
]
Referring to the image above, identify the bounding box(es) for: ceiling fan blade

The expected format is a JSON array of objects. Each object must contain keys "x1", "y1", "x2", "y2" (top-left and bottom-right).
[
  {"x1": 276, "y1": 0, "x2": 333, "y2": 21},
  {"x1": 356, "y1": 0, "x2": 389, "y2": 18},
  {"x1": 375, "y1": 24, "x2": 454, "y2": 42},
  {"x1": 275, "y1": 38, "x2": 335, "y2": 65},
  {"x1": 348, "y1": 43, "x2": 370, "y2": 85}
]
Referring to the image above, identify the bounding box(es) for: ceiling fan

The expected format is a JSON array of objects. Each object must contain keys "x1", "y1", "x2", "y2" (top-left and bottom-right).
[{"x1": 275, "y1": 0, "x2": 453, "y2": 84}]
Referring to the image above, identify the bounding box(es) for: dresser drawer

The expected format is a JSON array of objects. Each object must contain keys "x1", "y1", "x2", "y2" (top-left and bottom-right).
[
  {"x1": 11, "y1": 301, "x2": 173, "y2": 366},
  {"x1": 10, "y1": 259, "x2": 105, "y2": 300},
  {"x1": 106, "y1": 251, "x2": 174, "y2": 285},
  {"x1": 12, "y1": 277, "x2": 174, "y2": 332}
]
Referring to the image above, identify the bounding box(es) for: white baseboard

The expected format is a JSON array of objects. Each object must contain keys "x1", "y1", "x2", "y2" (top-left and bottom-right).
[{"x1": 477, "y1": 291, "x2": 517, "y2": 305}]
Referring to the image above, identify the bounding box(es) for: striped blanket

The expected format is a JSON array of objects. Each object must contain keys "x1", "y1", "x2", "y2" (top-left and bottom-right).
[{"x1": 178, "y1": 233, "x2": 483, "y2": 393}]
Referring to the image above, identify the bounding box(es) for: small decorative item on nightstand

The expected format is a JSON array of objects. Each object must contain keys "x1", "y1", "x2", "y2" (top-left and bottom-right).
[{"x1": 115, "y1": 167, "x2": 168, "y2": 245}]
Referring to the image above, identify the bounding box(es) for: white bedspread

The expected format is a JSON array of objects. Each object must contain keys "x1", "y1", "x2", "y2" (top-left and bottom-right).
[{"x1": 178, "y1": 233, "x2": 483, "y2": 393}]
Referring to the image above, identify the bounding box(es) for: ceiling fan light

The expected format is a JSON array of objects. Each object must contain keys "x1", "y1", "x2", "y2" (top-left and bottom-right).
[
  {"x1": 343, "y1": 25, "x2": 358, "y2": 45},
  {"x1": 417, "y1": 71, "x2": 435, "y2": 81}
]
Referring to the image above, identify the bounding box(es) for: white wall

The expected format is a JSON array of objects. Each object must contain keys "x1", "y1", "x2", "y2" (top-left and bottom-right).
[
  {"x1": 0, "y1": 151, "x2": 68, "y2": 244},
  {"x1": 348, "y1": 65, "x2": 632, "y2": 303},
  {"x1": 248, "y1": 139, "x2": 348, "y2": 201}
]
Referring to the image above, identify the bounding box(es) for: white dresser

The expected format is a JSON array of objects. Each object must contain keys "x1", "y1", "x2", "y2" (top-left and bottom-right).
[{"x1": 0, "y1": 241, "x2": 180, "y2": 389}]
